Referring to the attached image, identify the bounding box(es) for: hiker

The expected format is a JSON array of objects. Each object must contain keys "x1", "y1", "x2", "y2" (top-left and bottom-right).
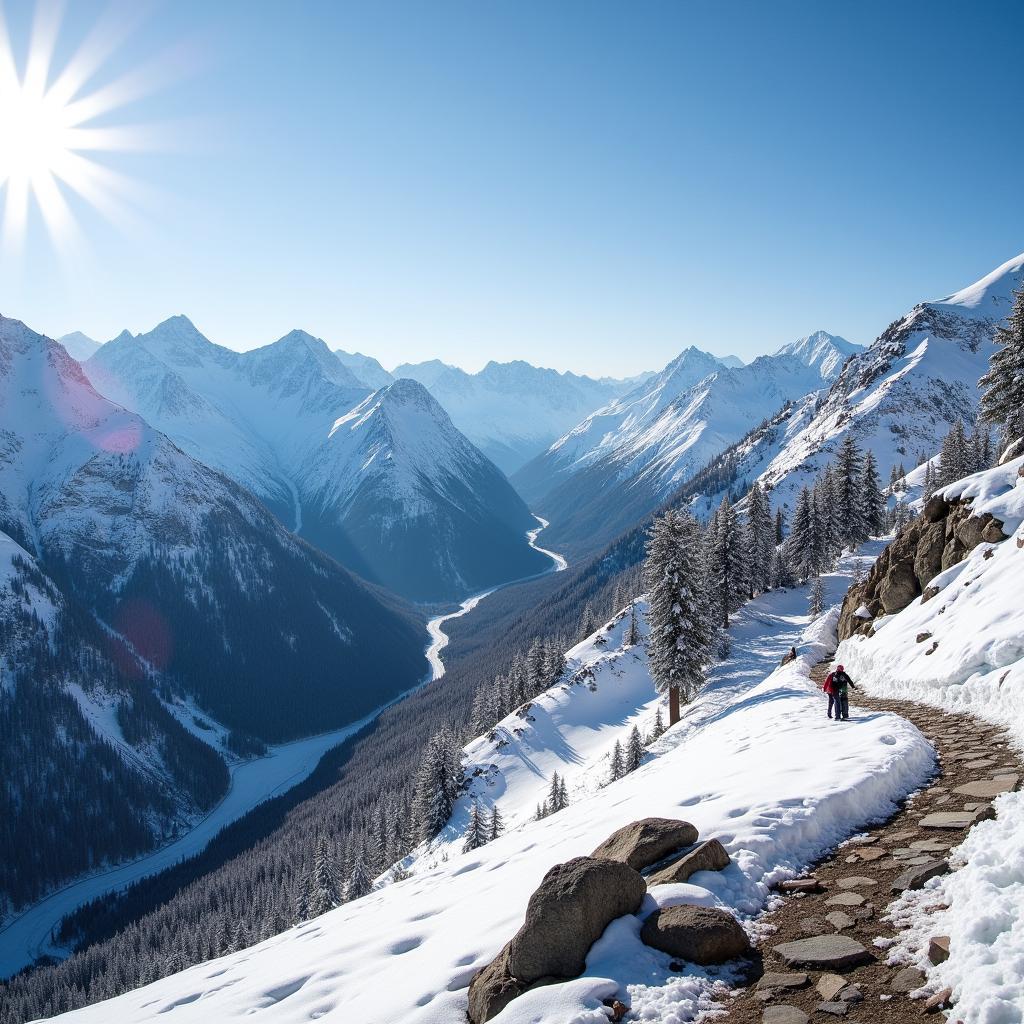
[
  {"x1": 823, "y1": 664, "x2": 858, "y2": 721},
  {"x1": 780, "y1": 646, "x2": 797, "y2": 666}
]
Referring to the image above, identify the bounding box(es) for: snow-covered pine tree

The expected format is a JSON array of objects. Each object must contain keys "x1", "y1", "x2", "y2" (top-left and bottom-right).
[
  {"x1": 413, "y1": 730, "x2": 460, "y2": 842},
  {"x1": 979, "y1": 279, "x2": 1024, "y2": 460},
  {"x1": 892, "y1": 498, "x2": 911, "y2": 533},
  {"x1": 489, "y1": 803, "x2": 504, "y2": 841},
  {"x1": 608, "y1": 740, "x2": 625, "y2": 782},
  {"x1": 543, "y1": 640, "x2": 566, "y2": 688},
  {"x1": 462, "y1": 798, "x2": 490, "y2": 853},
  {"x1": 579, "y1": 602, "x2": 597, "y2": 639},
  {"x1": 808, "y1": 575, "x2": 825, "y2": 618},
  {"x1": 712, "y1": 494, "x2": 747, "y2": 627},
  {"x1": 775, "y1": 507, "x2": 785, "y2": 546},
  {"x1": 970, "y1": 427, "x2": 993, "y2": 473},
  {"x1": 859, "y1": 450, "x2": 885, "y2": 538},
  {"x1": 642, "y1": 508, "x2": 716, "y2": 725},
  {"x1": 625, "y1": 601, "x2": 641, "y2": 646},
  {"x1": 345, "y1": 845, "x2": 373, "y2": 902},
  {"x1": 835, "y1": 433, "x2": 864, "y2": 546},
  {"x1": 745, "y1": 481, "x2": 773, "y2": 597},
  {"x1": 938, "y1": 419, "x2": 970, "y2": 486},
  {"x1": 625, "y1": 724, "x2": 643, "y2": 772},
  {"x1": 922, "y1": 459, "x2": 936, "y2": 500},
  {"x1": 558, "y1": 775, "x2": 568, "y2": 809},
  {"x1": 306, "y1": 830, "x2": 341, "y2": 918},
  {"x1": 547, "y1": 771, "x2": 565, "y2": 812},
  {"x1": 783, "y1": 486, "x2": 816, "y2": 581},
  {"x1": 526, "y1": 638, "x2": 546, "y2": 696},
  {"x1": 768, "y1": 546, "x2": 791, "y2": 589},
  {"x1": 649, "y1": 705, "x2": 665, "y2": 743}
]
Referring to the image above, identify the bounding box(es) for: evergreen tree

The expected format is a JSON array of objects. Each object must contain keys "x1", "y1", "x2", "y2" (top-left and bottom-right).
[
  {"x1": 462, "y1": 799, "x2": 490, "y2": 853},
  {"x1": 784, "y1": 486, "x2": 816, "y2": 581},
  {"x1": 579, "y1": 603, "x2": 597, "y2": 639},
  {"x1": 547, "y1": 771, "x2": 567, "y2": 813},
  {"x1": 979, "y1": 280, "x2": 1024, "y2": 460},
  {"x1": 642, "y1": 509, "x2": 716, "y2": 724},
  {"x1": 625, "y1": 602, "x2": 641, "y2": 646},
  {"x1": 625, "y1": 724, "x2": 643, "y2": 773},
  {"x1": 768, "y1": 547, "x2": 792, "y2": 589},
  {"x1": 859, "y1": 450, "x2": 885, "y2": 537},
  {"x1": 608, "y1": 740, "x2": 625, "y2": 782},
  {"x1": 649, "y1": 706, "x2": 665, "y2": 743},
  {"x1": 775, "y1": 507, "x2": 785, "y2": 546},
  {"x1": 306, "y1": 830, "x2": 340, "y2": 918},
  {"x1": 892, "y1": 498, "x2": 911, "y2": 534},
  {"x1": 835, "y1": 433, "x2": 864, "y2": 545},
  {"x1": 745, "y1": 481, "x2": 774, "y2": 596},
  {"x1": 345, "y1": 847, "x2": 373, "y2": 902},
  {"x1": 489, "y1": 804, "x2": 504, "y2": 842},
  {"x1": 413, "y1": 731, "x2": 460, "y2": 842},
  {"x1": 808, "y1": 575, "x2": 825, "y2": 619},
  {"x1": 922, "y1": 459, "x2": 936, "y2": 500},
  {"x1": 712, "y1": 495, "x2": 747, "y2": 627},
  {"x1": 938, "y1": 419, "x2": 971, "y2": 486},
  {"x1": 526, "y1": 638, "x2": 546, "y2": 696}
]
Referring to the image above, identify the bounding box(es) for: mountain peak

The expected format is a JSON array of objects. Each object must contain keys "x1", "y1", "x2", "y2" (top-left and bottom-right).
[{"x1": 934, "y1": 251, "x2": 1024, "y2": 317}]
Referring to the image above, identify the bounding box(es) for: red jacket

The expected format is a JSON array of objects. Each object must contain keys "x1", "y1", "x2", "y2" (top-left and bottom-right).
[{"x1": 823, "y1": 672, "x2": 834, "y2": 695}]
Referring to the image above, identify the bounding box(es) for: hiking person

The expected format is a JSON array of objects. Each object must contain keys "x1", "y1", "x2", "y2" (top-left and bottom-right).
[
  {"x1": 822, "y1": 668, "x2": 836, "y2": 719},
  {"x1": 781, "y1": 646, "x2": 797, "y2": 666},
  {"x1": 828, "y1": 664, "x2": 858, "y2": 721}
]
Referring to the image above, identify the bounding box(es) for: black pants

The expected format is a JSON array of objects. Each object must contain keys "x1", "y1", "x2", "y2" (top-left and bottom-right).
[
  {"x1": 836, "y1": 692, "x2": 849, "y2": 720},
  {"x1": 827, "y1": 694, "x2": 836, "y2": 717}
]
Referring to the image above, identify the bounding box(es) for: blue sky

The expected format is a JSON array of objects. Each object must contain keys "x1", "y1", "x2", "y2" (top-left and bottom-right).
[{"x1": 2, "y1": 0, "x2": 1022, "y2": 375}]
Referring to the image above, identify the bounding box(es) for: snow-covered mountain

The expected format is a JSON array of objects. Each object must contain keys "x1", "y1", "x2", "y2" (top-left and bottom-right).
[
  {"x1": 391, "y1": 359, "x2": 642, "y2": 473},
  {"x1": 58, "y1": 331, "x2": 104, "y2": 361},
  {"x1": 514, "y1": 334, "x2": 858, "y2": 556},
  {"x1": 0, "y1": 313, "x2": 424, "y2": 742},
  {"x1": 690, "y1": 253, "x2": 1024, "y2": 521},
  {"x1": 37, "y1": 545, "x2": 934, "y2": 1024},
  {"x1": 334, "y1": 348, "x2": 394, "y2": 389},
  {"x1": 86, "y1": 318, "x2": 544, "y2": 601}
]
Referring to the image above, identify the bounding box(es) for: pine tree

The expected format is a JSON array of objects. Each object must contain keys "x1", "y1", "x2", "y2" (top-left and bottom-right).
[
  {"x1": 745, "y1": 481, "x2": 773, "y2": 596},
  {"x1": 649, "y1": 705, "x2": 665, "y2": 742},
  {"x1": 608, "y1": 740, "x2": 625, "y2": 782},
  {"x1": 775, "y1": 507, "x2": 785, "y2": 546},
  {"x1": 625, "y1": 602, "x2": 641, "y2": 646},
  {"x1": 345, "y1": 847, "x2": 373, "y2": 902},
  {"x1": 784, "y1": 486, "x2": 816, "y2": 581},
  {"x1": 579, "y1": 603, "x2": 597, "y2": 639},
  {"x1": 547, "y1": 771, "x2": 567, "y2": 813},
  {"x1": 938, "y1": 419, "x2": 970, "y2": 486},
  {"x1": 526, "y1": 638, "x2": 546, "y2": 696},
  {"x1": 489, "y1": 804, "x2": 504, "y2": 842},
  {"x1": 892, "y1": 498, "x2": 911, "y2": 533},
  {"x1": 922, "y1": 459, "x2": 936, "y2": 500},
  {"x1": 835, "y1": 433, "x2": 864, "y2": 546},
  {"x1": 413, "y1": 731, "x2": 460, "y2": 842},
  {"x1": 712, "y1": 495, "x2": 747, "y2": 627},
  {"x1": 768, "y1": 546, "x2": 791, "y2": 589},
  {"x1": 859, "y1": 450, "x2": 885, "y2": 538},
  {"x1": 808, "y1": 575, "x2": 825, "y2": 618},
  {"x1": 642, "y1": 509, "x2": 716, "y2": 724},
  {"x1": 306, "y1": 830, "x2": 340, "y2": 918},
  {"x1": 462, "y1": 799, "x2": 490, "y2": 853},
  {"x1": 979, "y1": 280, "x2": 1024, "y2": 460},
  {"x1": 625, "y1": 724, "x2": 643, "y2": 773}
]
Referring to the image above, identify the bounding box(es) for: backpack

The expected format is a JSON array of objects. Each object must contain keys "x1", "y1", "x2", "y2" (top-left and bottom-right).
[{"x1": 823, "y1": 672, "x2": 834, "y2": 694}]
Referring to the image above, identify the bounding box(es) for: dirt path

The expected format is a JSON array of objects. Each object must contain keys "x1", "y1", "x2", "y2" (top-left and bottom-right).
[{"x1": 721, "y1": 658, "x2": 1020, "y2": 1024}]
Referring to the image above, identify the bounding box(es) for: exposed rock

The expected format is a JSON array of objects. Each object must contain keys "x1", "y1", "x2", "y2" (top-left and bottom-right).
[
  {"x1": 928, "y1": 935, "x2": 950, "y2": 965},
  {"x1": 953, "y1": 777, "x2": 1018, "y2": 799},
  {"x1": 756, "y1": 972, "x2": 810, "y2": 992},
  {"x1": 646, "y1": 838, "x2": 730, "y2": 885},
  {"x1": 775, "y1": 878, "x2": 821, "y2": 894},
  {"x1": 922, "y1": 494, "x2": 948, "y2": 522},
  {"x1": 762, "y1": 1007, "x2": 809, "y2": 1024},
  {"x1": 816, "y1": 1001, "x2": 849, "y2": 1016},
  {"x1": 835, "y1": 875, "x2": 876, "y2": 890},
  {"x1": 591, "y1": 818, "x2": 698, "y2": 871},
  {"x1": 890, "y1": 966, "x2": 927, "y2": 992},
  {"x1": 892, "y1": 859, "x2": 948, "y2": 893},
  {"x1": 640, "y1": 904, "x2": 751, "y2": 964},
  {"x1": 825, "y1": 892, "x2": 865, "y2": 907},
  {"x1": 816, "y1": 973, "x2": 847, "y2": 1001},
  {"x1": 773, "y1": 935, "x2": 872, "y2": 969},
  {"x1": 920, "y1": 811, "x2": 981, "y2": 829},
  {"x1": 602, "y1": 998, "x2": 629, "y2": 1022},
  {"x1": 925, "y1": 987, "x2": 953, "y2": 1012},
  {"x1": 467, "y1": 856, "x2": 645, "y2": 1022},
  {"x1": 825, "y1": 911, "x2": 855, "y2": 932},
  {"x1": 879, "y1": 558, "x2": 920, "y2": 614},
  {"x1": 921, "y1": 584, "x2": 941, "y2": 603}
]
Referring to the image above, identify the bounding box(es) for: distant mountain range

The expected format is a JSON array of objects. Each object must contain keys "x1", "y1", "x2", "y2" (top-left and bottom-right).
[
  {"x1": 513, "y1": 333, "x2": 860, "y2": 557},
  {"x1": 85, "y1": 318, "x2": 547, "y2": 601}
]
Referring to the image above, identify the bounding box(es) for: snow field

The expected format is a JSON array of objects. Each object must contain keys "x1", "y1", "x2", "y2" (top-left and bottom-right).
[
  {"x1": 46, "y1": 550, "x2": 935, "y2": 1024},
  {"x1": 838, "y1": 456, "x2": 1024, "y2": 1023}
]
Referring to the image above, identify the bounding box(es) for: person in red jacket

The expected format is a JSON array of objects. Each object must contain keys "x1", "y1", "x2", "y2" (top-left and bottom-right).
[
  {"x1": 824, "y1": 664, "x2": 858, "y2": 720},
  {"x1": 822, "y1": 669, "x2": 836, "y2": 719}
]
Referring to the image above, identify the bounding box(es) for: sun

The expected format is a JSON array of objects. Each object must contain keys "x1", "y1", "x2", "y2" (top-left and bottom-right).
[{"x1": 0, "y1": 2, "x2": 166, "y2": 255}]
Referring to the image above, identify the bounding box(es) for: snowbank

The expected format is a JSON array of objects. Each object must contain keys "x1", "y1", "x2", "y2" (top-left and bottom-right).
[
  {"x1": 45, "y1": 551, "x2": 933, "y2": 1024},
  {"x1": 838, "y1": 456, "x2": 1024, "y2": 1023}
]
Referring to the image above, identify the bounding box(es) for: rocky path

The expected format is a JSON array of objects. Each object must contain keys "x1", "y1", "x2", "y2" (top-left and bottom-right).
[{"x1": 721, "y1": 659, "x2": 1020, "y2": 1024}]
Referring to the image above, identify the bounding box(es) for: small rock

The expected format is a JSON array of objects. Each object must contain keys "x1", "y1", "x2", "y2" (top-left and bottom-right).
[
  {"x1": 826, "y1": 911, "x2": 855, "y2": 932},
  {"x1": 591, "y1": 818, "x2": 699, "y2": 871},
  {"x1": 798, "y1": 916, "x2": 828, "y2": 936},
  {"x1": 825, "y1": 892, "x2": 865, "y2": 907},
  {"x1": 838, "y1": 984, "x2": 863, "y2": 1003},
  {"x1": 890, "y1": 965, "x2": 927, "y2": 992},
  {"x1": 756, "y1": 972, "x2": 810, "y2": 991},
  {"x1": 773, "y1": 935, "x2": 872, "y2": 969},
  {"x1": 953, "y1": 778, "x2": 1018, "y2": 799},
  {"x1": 928, "y1": 935, "x2": 950, "y2": 965},
  {"x1": 640, "y1": 904, "x2": 751, "y2": 964},
  {"x1": 844, "y1": 855, "x2": 858, "y2": 864},
  {"x1": 762, "y1": 1007, "x2": 809, "y2": 1024},
  {"x1": 776, "y1": 878, "x2": 821, "y2": 894},
  {"x1": 856, "y1": 848, "x2": 886, "y2": 861},
  {"x1": 920, "y1": 811, "x2": 980, "y2": 830},
  {"x1": 836, "y1": 876, "x2": 876, "y2": 890},
  {"x1": 892, "y1": 859, "x2": 948, "y2": 892},
  {"x1": 816, "y1": 1002, "x2": 848, "y2": 1017},
  {"x1": 909, "y1": 840, "x2": 950, "y2": 853},
  {"x1": 925, "y1": 987, "x2": 953, "y2": 1012},
  {"x1": 816, "y1": 974, "x2": 847, "y2": 1001},
  {"x1": 602, "y1": 998, "x2": 629, "y2": 1022}
]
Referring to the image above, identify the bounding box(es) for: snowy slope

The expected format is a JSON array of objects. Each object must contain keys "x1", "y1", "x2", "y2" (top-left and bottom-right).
[
  {"x1": 514, "y1": 334, "x2": 857, "y2": 555},
  {"x1": 57, "y1": 331, "x2": 103, "y2": 361},
  {"x1": 43, "y1": 547, "x2": 935, "y2": 1024},
  {"x1": 393, "y1": 359, "x2": 638, "y2": 474},
  {"x1": 836, "y1": 456, "x2": 1024, "y2": 1022},
  {"x1": 333, "y1": 348, "x2": 394, "y2": 389},
  {"x1": 86, "y1": 318, "x2": 543, "y2": 601},
  {"x1": 698, "y1": 254, "x2": 1024, "y2": 522},
  {"x1": 300, "y1": 379, "x2": 550, "y2": 601}
]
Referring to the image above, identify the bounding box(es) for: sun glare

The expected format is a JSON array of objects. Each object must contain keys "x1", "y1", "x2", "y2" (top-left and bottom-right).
[{"x1": 0, "y1": 1, "x2": 166, "y2": 255}]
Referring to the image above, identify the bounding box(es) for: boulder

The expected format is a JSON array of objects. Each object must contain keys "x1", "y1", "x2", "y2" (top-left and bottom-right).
[
  {"x1": 467, "y1": 856, "x2": 646, "y2": 1023},
  {"x1": 922, "y1": 494, "x2": 948, "y2": 522},
  {"x1": 927, "y1": 935, "x2": 950, "y2": 965},
  {"x1": 941, "y1": 535, "x2": 968, "y2": 571},
  {"x1": 890, "y1": 966, "x2": 926, "y2": 992},
  {"x1": 591, "y1": 818, "x2": 698, "y2": 871},
  {"x1": 773, "y1": 935, "x2": 872, "y2": 969},
  {"x1": 878, "y1": 559, "x2": 919, "y2": 614},
  {"x1": 914, "y1": 522, "x2": 946, "y2": 589},
  {"x1": 640, "y1": 904, "x2": 751, "y2": 964},
  {"x1": 891, "y1": 859, "x2": 948, "y2": 893},
  {"x1": 646, "y1": 839, "x2": 730, "y2": 886},
  {"x1": 981, "y1": 516, "x2": 1007, "y2": 543}
]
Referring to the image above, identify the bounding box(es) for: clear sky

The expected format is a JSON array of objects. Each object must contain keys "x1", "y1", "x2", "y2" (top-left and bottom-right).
[{"x1": 1, "y1": 0, "x2": 1022, "y2": 376}]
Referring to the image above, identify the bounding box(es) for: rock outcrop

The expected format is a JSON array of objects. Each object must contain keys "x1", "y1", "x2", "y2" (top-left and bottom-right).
[
  {"x1": 466, "y1": 856, "x2": 645, "y2": 1023},
  {"x1": 646, "y1": 838, "x2": 731, "y2": 886},
  {"x1": 590, "y1": 817, "x2": 698, "y2": 871},
  {"x1": 838, "y1": 493, "x2": 1008, "y2": 640}
]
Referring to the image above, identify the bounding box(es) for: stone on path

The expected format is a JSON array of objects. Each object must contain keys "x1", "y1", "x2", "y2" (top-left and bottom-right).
[
  {"x1": 910, "y1": 839, "x2": 950, "y2": 852},
  {"x1": 928, "y1": 935, "x2": 950, "y2": 964},
  {"x1": 920, "y1": 811, "x2": 980, "y2": 830},
  {"x1": 826, "y1": 911, "x2": 855, "y2": 932},
  {"x1": 816, "y1": 1001, "x2": 849, "y2": 1016},
  {"x1": 590, "y1": 818, "x2": 698, "y2": 871},
  {"x1": 890, "y1": 965, "x2": 927, "y2": 992},
  {"x1": 756, "y1": 972, "x2": 809, "y2": 992},
  {"x1": 773, "y1": 935, "x2": 872, "y2": 969},
  {"x1": 776, "y1": 878, "x2": 821, "y2": 894},
  {"x1": 640, "y1": 905, "x2": 751, "y2": 964},
  {"x1": 825, "y1": 892, "x2": 865, "y2": 907},
  {"x1": 953, "y1": 778, "x2": 1017, "y2": 799},
  {"x1": 836, "y1": 875, "x2": 876, "y2": 890},
  {"x1": 892, "y1": 859, "x2": 948, "y2": 892},
  {"x1": 816, "y1": 974, "x2": 847, "y2": 1001},
  {"x1": 646, "y1": 838, "x2": 730, "y2": 886},
  {"x1": 855, "y1": 848, "x2": 886, "y2": 861},
  {"x1": 762, "y1": 1007, "x2": 809, "y2": 1024},
  {"x1": 798, "y1": 916, "x2": 827, "y2": 936}
]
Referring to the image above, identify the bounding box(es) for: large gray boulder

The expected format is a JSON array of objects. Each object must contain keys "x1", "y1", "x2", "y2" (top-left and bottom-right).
[
  {"x1": 878, "y1": 558, "x2": 919, "y2": 613},
  {"x1": 591, "y1": 818, "x2": 698, "y2": 871},
  {"x1": 646, "y1": 838, "x2": 730, "y2": 886},
  {"x1": 467, "y1": 856, "x2": 646, "y2": 1023},
  {"x1": 640, "y1": 904, "x2": 751, "y2": 964}
]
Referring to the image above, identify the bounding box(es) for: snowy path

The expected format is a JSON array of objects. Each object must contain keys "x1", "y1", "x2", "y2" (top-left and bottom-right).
[{"x1": 424, "y1": 515, "x2": 567, "y2": 681}]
